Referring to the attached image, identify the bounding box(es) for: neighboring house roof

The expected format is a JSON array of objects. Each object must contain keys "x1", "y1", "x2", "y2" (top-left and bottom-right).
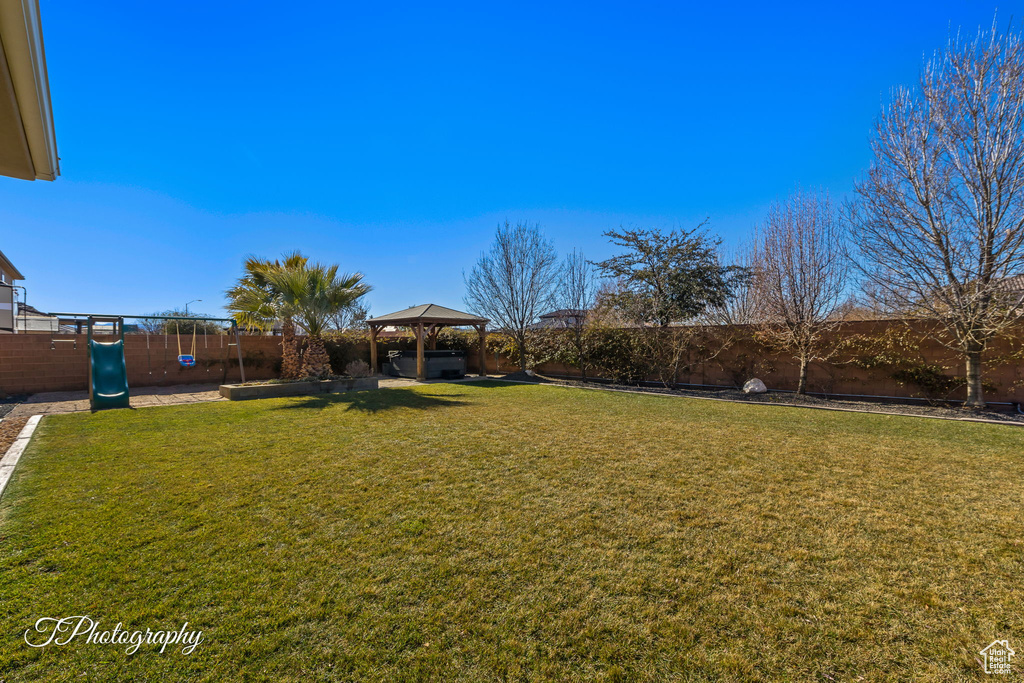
[
  {"x1": 0, "y1": 248, "x2": 25, "y2": 280},
  {"x1": 16, "y1": 302, "x2": 50, "y2": 316},
  {"x1": 530, "y1": 308, "x2": 589, "y2": 329},
  {"x1": 539, "y1": 309, "x2": 588, "y2": 319},
  {"x1": 994, "y1": 274, "x2": 1024, "y2": 293},
  {"x1": 0, "y1": 0, "x2": 59, "y2": 181},
  {"x1": 367, "y1": 304, "x2": 488, "y2": 326}
]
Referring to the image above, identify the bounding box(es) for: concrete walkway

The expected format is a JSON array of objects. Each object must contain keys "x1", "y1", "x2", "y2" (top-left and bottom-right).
[
  {"x1": 5, "y1": 376, "x2": 495, "y2": 418},
  {"x1": 7, "y1": 383, "x2": 225, "y2": 417}
]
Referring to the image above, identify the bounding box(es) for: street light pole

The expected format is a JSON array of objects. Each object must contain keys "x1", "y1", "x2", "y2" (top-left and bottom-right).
[{"x1": 185, "y1": 299, "x2": 202, "y2": 316}]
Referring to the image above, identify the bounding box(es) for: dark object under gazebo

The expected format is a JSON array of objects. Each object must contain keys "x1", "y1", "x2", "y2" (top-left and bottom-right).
[{"x1": 366, "y1": 304, "x2": 488, "y2": 381}]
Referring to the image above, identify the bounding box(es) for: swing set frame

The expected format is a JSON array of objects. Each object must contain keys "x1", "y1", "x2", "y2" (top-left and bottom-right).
[{"x1": 48, "y1": 312, "x2": 247, "y2": 383}]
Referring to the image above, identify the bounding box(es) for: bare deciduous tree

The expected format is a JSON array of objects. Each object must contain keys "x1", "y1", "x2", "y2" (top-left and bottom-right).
[
  {"x1": 556, "y1": 250, "x2": 598, "y2": 379},
  {"x1": 850, "y1": 23, "x2": 1024, "y2": 408},
  {"x1": 329, "y1": 300, "x2": 370, "y2": 331},
  {"x1": 465, "y1": 221, "x2": 560, "y2": 371},
  {"x1": 702, "y1": 244, "x2": 761, "y2": 326},
  {"x1": 754, "y1": 191, "x2": 849, "y2": 394}
]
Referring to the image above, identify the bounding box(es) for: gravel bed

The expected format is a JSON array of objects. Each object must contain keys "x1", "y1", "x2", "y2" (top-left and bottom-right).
[
  {"x1": 497, "y1": 372, "x2": 1024, "y2": 424},
  {"x1": 0, "y1": 416, "x2": 29, "y2": 455},
  {"x1": 0, "y1": 395, "x2": 28, "y2": 421}
]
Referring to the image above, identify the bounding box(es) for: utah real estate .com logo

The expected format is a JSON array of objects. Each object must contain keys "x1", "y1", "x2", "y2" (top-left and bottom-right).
[{"x1": 980, "y1": 640, "x2": 1015, "y2": 675}]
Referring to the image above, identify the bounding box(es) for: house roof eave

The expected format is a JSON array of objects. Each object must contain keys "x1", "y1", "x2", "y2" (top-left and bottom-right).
[
  {"x1": 0, "y1": 248, "x2": 25, "y2": 280},
  {"x1": 0, "y1": 0, "x2": 59, "y2": 182}
]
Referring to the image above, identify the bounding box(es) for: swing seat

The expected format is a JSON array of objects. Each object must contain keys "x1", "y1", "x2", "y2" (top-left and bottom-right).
[{"x1": 178, "y1": 354, "x2": 196, "y2": 368}]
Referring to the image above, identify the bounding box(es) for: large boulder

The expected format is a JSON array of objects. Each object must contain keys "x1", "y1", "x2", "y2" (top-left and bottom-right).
[{"x1": 743, "y1": 378, "x2": 767, "y2": 394}]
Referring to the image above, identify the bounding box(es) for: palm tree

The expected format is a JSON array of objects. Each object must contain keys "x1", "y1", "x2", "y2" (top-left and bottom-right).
[
  {"x1": 226, "y1": 252, "x2": 308, "y2": 380},
  {"x1": 259, "y1": 261, "x2": 371, "y2": 378}
]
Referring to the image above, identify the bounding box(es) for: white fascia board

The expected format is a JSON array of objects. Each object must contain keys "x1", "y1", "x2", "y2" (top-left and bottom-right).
[{"x1": 0, "y1": 0, "x2": 58, "y2": 180}]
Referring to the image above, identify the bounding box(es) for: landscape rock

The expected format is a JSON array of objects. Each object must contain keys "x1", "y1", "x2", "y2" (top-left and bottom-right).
[{"x1": 743, "y1": 378, "x2": 767, "y2": 394}]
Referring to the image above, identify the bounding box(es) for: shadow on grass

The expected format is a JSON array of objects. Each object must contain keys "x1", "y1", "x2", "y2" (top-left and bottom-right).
[
  {"x1": 461, "y1": 379, "x2": 549, "y2": 389},
  {"x1": 271, "y1": 388, "x2": 470, "y2": 413}
]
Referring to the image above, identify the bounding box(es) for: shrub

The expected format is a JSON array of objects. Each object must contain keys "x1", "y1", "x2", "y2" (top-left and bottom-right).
[
  {"x1": 523, "y1": 329, "x2": 564, "y2": 369},
  {"x1": 323, "y1": 332, "x2": 363, "y2": 374},
  {"x1": 345, "y1": 359, "x2": 372, "y2": 377},
  {"x1": 585, "y1": 327, "x2": 648, "y2": 384},
  {"x1": 436, "y1": 328, "x2": 477, "y2": 352},
  {"x1": 892, "y1": 364, "x2": 962, "y2": 400}
]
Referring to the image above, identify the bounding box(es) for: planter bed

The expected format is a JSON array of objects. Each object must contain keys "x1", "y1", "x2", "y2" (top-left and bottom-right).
[{"x1": 219, "y1": 377, "x2": 378, "y2": 401}]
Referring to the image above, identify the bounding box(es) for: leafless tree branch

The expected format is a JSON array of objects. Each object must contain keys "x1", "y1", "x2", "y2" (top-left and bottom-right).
[
  {"x1": 464, "y1": 221, "x2": 560, "y2": 370},
  {"x1": 754, "y1": 190, "x2": 850, "y2": 394},
  {"x1": 850, "y1": 21, "x2": 1024, "y2": 407}
]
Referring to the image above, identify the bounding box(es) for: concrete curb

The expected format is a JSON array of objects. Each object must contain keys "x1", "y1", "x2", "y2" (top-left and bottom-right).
[
  {"x1": 471, "y1": 378, "x2": 1024, "y2": 428},
  {"x1": 0, "y1": 415, "x2": 43, "y2": 501},
  {"x1": 220, "y1": 377, "x2": 379, "y2": 401}
]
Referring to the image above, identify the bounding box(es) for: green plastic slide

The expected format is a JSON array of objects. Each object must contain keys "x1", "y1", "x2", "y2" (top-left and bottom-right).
[{"x1": 89, "y1": 339, "x2": 130, "y2": 410}]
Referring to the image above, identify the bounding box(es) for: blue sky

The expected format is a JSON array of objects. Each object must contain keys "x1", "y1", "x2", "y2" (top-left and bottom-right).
[{"x1": 0, "y1": 1, "x2": 1011, "y2": 318}]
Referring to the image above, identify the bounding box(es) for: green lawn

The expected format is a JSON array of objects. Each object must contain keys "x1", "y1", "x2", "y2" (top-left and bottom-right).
[{"x1": 1, "y1": 382, "x2": 1022, "y2": 681}]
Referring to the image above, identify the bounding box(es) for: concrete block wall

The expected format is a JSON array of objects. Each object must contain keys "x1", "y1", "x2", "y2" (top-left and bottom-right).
[
  {"x1": 491, "y1": 320, "x2": 1024, "y2": 404},
  {"x1": 0, "y1": 334, "x2": 284, "y2": 395},
  {"x1": 5, "y1": 321, "x2": 1023, "y2": 403}
]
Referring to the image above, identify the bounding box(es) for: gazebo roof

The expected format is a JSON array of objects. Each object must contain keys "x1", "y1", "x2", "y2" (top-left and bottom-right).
[{"x1": 367, "y1": 303, "x2": 488, "y2": 326}]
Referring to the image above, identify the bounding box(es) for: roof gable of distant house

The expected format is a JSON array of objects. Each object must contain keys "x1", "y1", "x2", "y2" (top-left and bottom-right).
[
  {"x1": 539, "y1": 309, "x2": 589, "y2": 319},
  {"x1": 994, "y1": 274, "x2": 1024, "y2": 293},
  {"x1": 17, "y1": 303, "x2": 50, "y2": 317},
  {"x1": 0, "y1": 248, "x2": 25, "y2": 281}
]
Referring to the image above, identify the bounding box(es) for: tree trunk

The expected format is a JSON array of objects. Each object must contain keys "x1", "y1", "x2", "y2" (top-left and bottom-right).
[
  {"x1": 302, "y1": 335, "x2": 333, "y2": 379},
  {"x1": 965, "y1": 347, "x2": 985, "y2": 409},
  {"x1": 796, "y1": 353, "x2": 809, "y2": 395},
  {"x1": 577, "y1": 331, "x2": 588, "y2": 382},
  {"x1": 518, "y1": 335, "x2": 527, "y2": 371},
  {"x1": 280, "y1": 317, "x2": 302, "y2": 380}
]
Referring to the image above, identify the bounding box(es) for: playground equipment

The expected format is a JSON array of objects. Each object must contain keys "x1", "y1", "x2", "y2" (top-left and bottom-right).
[
  {"x1": 49, "y1": 312, "x2": 247, "y2": 412},
  {"x1": 174, "y1": 321, "x2": 197, "y2": 367},
  {"x1": 86, "y1": 316, "x2": 130, "y2": 411}
]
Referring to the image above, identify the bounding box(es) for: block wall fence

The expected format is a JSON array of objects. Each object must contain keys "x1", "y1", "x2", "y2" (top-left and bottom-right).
[
  {"x1": 519, "y1": 320, "x2": 1024, "y2": 405},
  {"x1": 3, "y1": 321, "x2": 1024, "y2": 404},
  {"x1": 0, "y1": 334, "x2": 284, "y2": 395}
]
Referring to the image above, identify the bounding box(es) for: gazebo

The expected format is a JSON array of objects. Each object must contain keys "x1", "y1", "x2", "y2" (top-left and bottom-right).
[{"x1": 367, "y1": 304, "x2": 488, "y2": 381}]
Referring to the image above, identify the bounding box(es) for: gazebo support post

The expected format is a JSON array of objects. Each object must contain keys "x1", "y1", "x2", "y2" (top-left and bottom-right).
[
  {"x1": 416, "y1": 322, "x2": 426, "y2": 381},
  {"x1": 476, "y1": 324, "x2": 487, "y2": 377},
  {"x1": 234, "y1": 322, "x2": 246, "y2": 383},
  {"x1": 369, "y1": 324, "x2": 379, "y2": 375}
]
